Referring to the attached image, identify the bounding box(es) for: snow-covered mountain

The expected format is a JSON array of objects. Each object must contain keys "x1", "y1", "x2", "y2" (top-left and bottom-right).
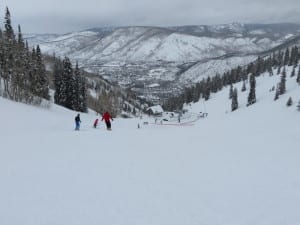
[
  {"x1": 1, "y1": 64, "x2": 300, "y2": 225},
  {"x1": 28, "y1": 23, "x2": 300, "y2": 63},
  {"x1": 169, "y1": 23, "x2": 300, "y2": 38},
  {"x1": 26, "y1": 23, "x2": 300, "y2": 102}
]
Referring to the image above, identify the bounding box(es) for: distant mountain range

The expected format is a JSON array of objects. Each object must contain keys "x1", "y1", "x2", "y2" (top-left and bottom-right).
[
  {"x1": 25, "y1": 23, "x2": 300, "y2": 63},
  {"x1": 25, "y1": 23, "x2": 300, "y2": 101}
]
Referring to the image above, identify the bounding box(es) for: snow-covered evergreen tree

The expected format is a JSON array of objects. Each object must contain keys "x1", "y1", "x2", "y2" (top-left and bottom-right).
[
  {"x1": 277, "y1": 66, "x2": 281, "y2": 75},
  {"x1": 54, "y1": 58, "x2": 64, "y2": 105},
  {"x1": 241, "y1": 80, "x2": 246, "y2": 92},
  {"x1": 274, "y1": 84, "x2": 280, "y2": 101},
  {"x1": 279, "y1": 67, "x2": 286, "y2": 95},
  {"x1": 290, "y1": 46, "x2": 299, "y2": 66},
  {"x1": 80, "y1": 76, "x2": 87, "y2": 112},
  {"x1": 286, "y1": 97, "x2": 293, "y2": 107},
  {"x1": 35, "y1": 45, "x2": 49, "y2": 100},
  {"x1": 229, "y1": 84, "x2": 233, "y2": 99},
  {"x1": 297, "y1": 65, "x2": 300, "y2": 85},
  {"x1": 231, "y1": 88, "x2": 238, "y2": 111},
  {"x1": 62, "y1": 57, "x2": 75, "y2": 110},
  {"x1": 4, "y1": 7, "x2": 14, "y2": 43},
  {"x1": 283, "y1": 48, "x2": 290, "y2": 66},
  {"x1": 2, "y1": 7, "x2": 15, "y2": 97},
  {"x1": 11, "y1": 25, "x2": 26, "y2": 101},
  {"x1": 75, "y1": 63, "x2": 87, "y2": 112},
  {"x1": 74, "y1": 62, "x2": 81, "y2": 111},
  {"x1": 247, "y1": 74, "x2": 256, "y2": 106}
]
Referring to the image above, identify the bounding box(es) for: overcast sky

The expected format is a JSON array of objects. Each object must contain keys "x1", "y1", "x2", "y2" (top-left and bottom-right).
[{"x1": 2, "y1": 0, "x2": 300, "y2": 34}]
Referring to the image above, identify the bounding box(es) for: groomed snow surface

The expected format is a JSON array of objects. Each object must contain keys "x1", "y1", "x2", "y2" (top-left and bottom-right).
[{"x1": 1, "y1": 67, "x2": 300, "y2": 225}]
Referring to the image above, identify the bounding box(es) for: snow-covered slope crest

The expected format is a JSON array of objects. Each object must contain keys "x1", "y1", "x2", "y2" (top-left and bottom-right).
[
  {"x1": 179, "y1": 55, "x2": 257, "y2": 83},
  {"x1": 28, "y1": 25, "x2": 296, "y2": 63},
  {"x1": 1, "y1": 65, "x2": 300, "y2": 225}
]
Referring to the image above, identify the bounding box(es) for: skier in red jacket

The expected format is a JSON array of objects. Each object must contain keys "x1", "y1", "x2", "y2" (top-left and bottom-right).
[{"x1": 102, "y1": 111, "x2": 113, "y2": 130}]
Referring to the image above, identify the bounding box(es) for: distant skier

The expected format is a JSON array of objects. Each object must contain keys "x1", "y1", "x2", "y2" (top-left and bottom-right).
[
  {"x1": 75, "y1": 114, "x2": 81, "y2": 130},
  {"x1": 93, "y1": 118, "x2": 99, "y2": 128},
  {"x1": 102, "y1": 111, "x2": 113, "y2": 130}
]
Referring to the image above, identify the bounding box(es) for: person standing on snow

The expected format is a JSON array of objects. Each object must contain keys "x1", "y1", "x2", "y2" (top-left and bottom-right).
[
  {"x1": 75, "y1": 114, "x2": 81, "y2": 130},
  {"x1": 102, "y1": 111, "x2": 113, "y2": 130},
  {"x1": 93, "y1": 118, "x2": 99, "y2": 128}
]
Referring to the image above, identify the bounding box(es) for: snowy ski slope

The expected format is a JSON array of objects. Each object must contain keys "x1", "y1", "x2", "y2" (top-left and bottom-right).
[{"x1": 1, "y1": 66, "x2": 300, "y2": 225}]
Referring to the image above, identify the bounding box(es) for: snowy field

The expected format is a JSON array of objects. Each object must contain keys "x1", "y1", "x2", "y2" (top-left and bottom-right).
[{"x1": 1, "y1": 69, "x2": 300, "y2": 225}]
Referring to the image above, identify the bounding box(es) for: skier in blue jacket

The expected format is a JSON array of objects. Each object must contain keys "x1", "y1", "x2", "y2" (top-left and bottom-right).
[{"x1": 75, "y1": 114, "x2": 81, "y2": 130}]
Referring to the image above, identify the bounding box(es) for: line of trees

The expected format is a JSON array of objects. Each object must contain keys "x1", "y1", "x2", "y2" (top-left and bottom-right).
[
  {"x1": 54, "y1": 57, "x2": 87, "y2": 112},
  {"x1": 0, "y1": 7, "x2": 49, "y2": 104},
  {"x1": 163, "y1": 45, "x2": 300, "y2": 111},
  {"x1": 0, "y1": 7, "x2": 90, "y2": 112}
]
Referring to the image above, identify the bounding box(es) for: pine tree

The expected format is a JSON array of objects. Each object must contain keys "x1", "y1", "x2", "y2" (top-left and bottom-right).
[
  {"x1": 203, "y1": 77, "x2": 211, "y2": 101},
  {"x1": 184, "y1": 87, "x2": 193, "y2": 103},
  {"x1": 247, "y1": 74, "x2": 256, "y2": 106},
  {"x1": 2, "y1": 7, "x2": 15, "y2": 97},
  {"x1": 29, "y1": 47, "x2": 37, "y2": 95},
  {"x1": 23, "y1": 40, "x2": 33, "y2": 101},
  {"x1": 274, "y1": 84, "x2": 280, "y2": 101},
  {"x1": 78, "y1": 72, "x2": 87, "y2": 112},
  {"x1": 284, "y1": 48, "x2": 290, "y2": 66},
  {"x1": 62, "y1": 57, "x2": 75, "y2": 110},
  {"x1": 14, "y1": 25, "x2": 29, "y2": 101},
  {"x1": 229, "y1": 84, "x2": 233, "y2": 99},
  {"x1": 277, "y1": 66, "x2": 281, "y2": 75},
  {"x1": 54, "y1": 58, "x2": 64, "y2": 105},
  {"x1": 291, "y1": 67, "x2": 295, "y2": 77},
  {"x1": 295, "y1": 47, "x2": 299, "y2": 66},
  {"x1": 34, "y1": 45, "x2": 49, "y2": 100},
  {"x1": 286, "y1": 97, "x2": 293, "y2": 107},
  {"x1": 279, "y1": 67, "x2": 286, "y2": 95},
  {"x1": 255, "y1": 56, "x2": 264, "y2": 76},
  {"x1": 4, "y1": 7, "x2": 14, "y2": 43},
  {"x1": 297, "y1": 65, "x2": 300, "y2": 85},
  {"x1": 277, "y1": 50, "x2": 284, "y2": 68},
  {"x1": 193, "y1": 82, "x2": 201, "y2": 102},
  {"x1": 241, "y1": 80, "x2": 246, "y2": 92},
  {"x1": 74, "y1": 62, "x2": 81, "y2": 111},
  {"x1": 231, "y1": 88, "x2": 238, "y2": 111},
  {"x1": 17, "y1": 25, "x2": 24, "y2": 48},
  {"x1": 290, "y1": 46, "x2": 299, "y2": 66}
]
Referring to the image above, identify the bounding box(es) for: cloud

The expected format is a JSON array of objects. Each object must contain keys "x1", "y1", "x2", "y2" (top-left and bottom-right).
[{"x1": 2, "y1": 0, "x2": 300, "y2": 33}]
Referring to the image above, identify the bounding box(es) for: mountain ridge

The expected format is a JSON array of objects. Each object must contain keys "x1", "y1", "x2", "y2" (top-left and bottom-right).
[
  {"x1": 26, "y1": 23, "x2": 300, "y2": 63},
  {"x1": 25, "y1": 23, "x2": 300, "y2": 103}
]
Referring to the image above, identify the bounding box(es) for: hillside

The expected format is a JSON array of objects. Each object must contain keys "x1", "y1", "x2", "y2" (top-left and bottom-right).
[
  {"x1": 1, "y1": 65, "x2": 300, "y2": 225},
  {"x1": 28, "y1": 23, "x2": 300, "y2": 63},
  {"x1": 26, "y1": 23, "x2": 300, "y2": 103}
]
